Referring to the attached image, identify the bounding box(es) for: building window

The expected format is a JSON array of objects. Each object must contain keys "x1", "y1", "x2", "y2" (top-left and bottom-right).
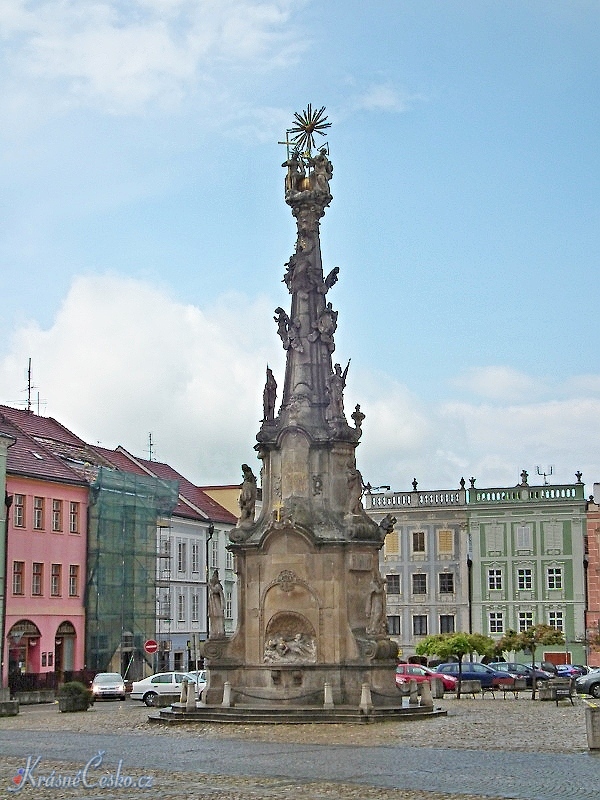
[
  {"x1": 487, "y1": 569, "x2": 503, "y2": 590},
  {"x1": 69, "y1": 565, "x2": 79, "y2": 597},
  {"x1": 226, "y1": 550, "x2": 234, "y2": 571},
  {"x1": 412, "y1": 573, "x2": 427, "y2": 595},
  {"x1": 13, "y1": 561, "x2": 24, "y2": 595},
  {"x1": 191, "y1": 593, "x2": 199, "y2": 622},
  {"x1": 439, "y1": 573, "x2": 454, "y2": 594},
  {"x1": 384, "y1": 529, "x2": 399, "y2": 557},
  {"x1": 548, "y1": 611, "x2": 564, "y2": 631},
  {"x1": 489, "y1": 612, "x2": 504, "y2": 634},
  {"x1": 33, "y1": 497, "x2": 44, "y2": 530},
  {"x1": 440, "y1": 614, "x2": 455, "y2": 634},
  {"x1": 52, "y1": 499, "x2": 63, "y2": 531},
  {"x1": 50, "y1": 564, "x2": 62, "y2": 596},
  {"x1": 191, "y1": 543, "x2": 199, "y2": 573},
  {"x1": 13, "y1": 494, "x2": 25, "y2": 528},
  {"x1": 225, "y1": 591, "x2": 233, "y2": 620},
  {"x1": 437, "y1": 529, "x2": 453, "y2": 554},
  {"x1": 412, "y1": 615, "x2": 428, "y2": 636},
  {"x1": 517, "y1": 569, "x2": 533, "y2": 590},
  {"x1": 177, "y1": 542, "x2": 186, "y2": 572},
  {"x1": 32, "y1": 562, "x2": 43, "y2": 596},
  {"x1": 518, "y1": 611, "x2": 534, "y2": 632},
  {"x1": 210, "y1": 538, "x2": 219, "y2": 570},
  {"x1": 412, "y1": 531, "x2": 425, "y2": 553},
  {"x1": 69, "y1": 502, "x2": 80, "y2": 533},
  {"x1": 177, "y1": 594, "x2": 185, "y2": 622},
  {"x1": 547, "y1": 567, "x2": 563, "y2": 590},
  {"x1": 516, "y1": 525, "x2": 531, "y2": 549},
  {"x1": 387, "y1": 615, "x2": 401, "y2": 635},
  {"x1": 386, "y1": 574, "x2": 400, "y2": 595}
]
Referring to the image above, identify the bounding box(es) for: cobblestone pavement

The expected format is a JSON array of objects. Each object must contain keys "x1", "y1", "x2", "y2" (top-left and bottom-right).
[{"x1": 0, "y1": 695, "x2": 597, "y2": 800}]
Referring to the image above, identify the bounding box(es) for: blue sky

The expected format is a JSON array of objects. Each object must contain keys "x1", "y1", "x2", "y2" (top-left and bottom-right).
[{"x1": 1, "y1": 1, "x2": 598, "y2": 492}]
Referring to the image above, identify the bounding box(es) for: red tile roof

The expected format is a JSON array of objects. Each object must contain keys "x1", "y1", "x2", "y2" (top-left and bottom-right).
[
  {"x1": 0, "y1": 410, "x2": 87, "y2": 486},
  {"x1": 92, "y1": 446, "x2": 237, "y2": 525},
  {"x1": 0, "y1": 405, "x2": 237, "y2": 525}
]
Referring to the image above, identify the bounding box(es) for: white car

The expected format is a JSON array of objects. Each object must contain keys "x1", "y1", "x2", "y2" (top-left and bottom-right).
[
  {"x1": 186, "y1": 669, "x2": 207, "y2": 695},
  {"x1": 130, "y1": 671, "x2": 199, "y2": 706}
]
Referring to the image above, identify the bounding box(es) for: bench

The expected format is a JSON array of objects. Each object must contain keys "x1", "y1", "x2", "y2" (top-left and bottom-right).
[
  {"x1": 554, "y1": 678, "x2": 576, "y2": 706},
  {"x1": 500, "y1": 677, "x2": 528, "y2": 699}
]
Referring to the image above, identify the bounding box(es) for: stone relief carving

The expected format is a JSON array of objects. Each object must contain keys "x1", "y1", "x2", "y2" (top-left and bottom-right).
[
  {"x1": 264, "y1": 633, "x2": 316, "y2": 664},
  {"x1": 379, "y1": 514, "x2": 397, "y2": 536},
  {"x1": 263, "y1": 610, "x2": 317, "y2": 665},
  {"x1": 308, "y1": 302, "x2": 337, "y2": 351}
]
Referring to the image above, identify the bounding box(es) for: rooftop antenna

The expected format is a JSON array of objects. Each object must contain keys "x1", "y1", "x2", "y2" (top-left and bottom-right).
[
  {"x1": 536, "y1": 465, "x2": 554, "y2": 485},
  {"x1": 147, "y1": 432, "x2": 155, "y2": 462},
  {"x1": 25, "y1": 358, "x2": 37, "y2": 412}
]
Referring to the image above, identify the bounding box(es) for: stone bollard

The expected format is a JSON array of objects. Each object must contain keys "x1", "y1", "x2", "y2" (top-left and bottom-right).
[
  {"x1": 186, "y1": 680, "x2": 196, "y2": 712},
  {"x1": 420, "y1": 680, "x2": 434, "y2": 708},
  {"x1": 585, "y1": 701, "x2": 600, "y2": 750},
  {"x1": 222, "y1": 681, "x2": 232, "y2": 708},
  {"x1": 409, "y1": 679, "x2": 419, "y2": 706},
  {"x1": 179, "y1": 678, "x2": 188, "y2": 705},
  {"x1": 429, "y1": 677, "x2": 445, "y2": 699},
  {"x1": 323, "y1": 682, "x2": 334, "y2": 710},
  {"x1": 359, "y1": 683, "x2": 373, "y2": 714}
]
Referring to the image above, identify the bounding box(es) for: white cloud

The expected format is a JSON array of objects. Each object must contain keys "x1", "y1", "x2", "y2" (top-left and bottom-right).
[
  {"x1": 354, "y1": 84, "x2": 410, "y2": 113},
  {"x1": 0, "y1": 0, "x2": 305, "y2": 115},
  {"x1": 1, "y1": 275, "x2": 598, "y2": 492},
  {"x1": 0, "y1": 274, "x2": 283, "y2": 483},
  {"x1": 453, "y1": 365, "x2": 542, "y2": 402}
]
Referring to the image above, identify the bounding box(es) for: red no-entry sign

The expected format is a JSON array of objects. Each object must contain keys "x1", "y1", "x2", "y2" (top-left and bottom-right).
[{"x1": 144, "y1": 639, "x2": 158, "y2": 654}]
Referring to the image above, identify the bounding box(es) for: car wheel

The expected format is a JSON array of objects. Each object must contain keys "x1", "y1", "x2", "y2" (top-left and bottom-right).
[
  {"x1": 590, "y1": 683, "x2": 600, "y2": 699},
  {"x1": 119, "y1": 695, "x2": 126, "y2": 701},
  {"x1": 143, "y1": 692, "x2": 158, "y2": 707}
]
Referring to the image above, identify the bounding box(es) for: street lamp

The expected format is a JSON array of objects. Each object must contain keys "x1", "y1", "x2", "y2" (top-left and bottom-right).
[{"x1": 205, "y1": 523, "x2": 214, "y2": 643}]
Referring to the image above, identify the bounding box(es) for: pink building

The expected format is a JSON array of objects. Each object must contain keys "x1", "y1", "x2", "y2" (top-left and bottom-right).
[{"x1": 0, "y1": 408, "x2": 89, "y2": 689}]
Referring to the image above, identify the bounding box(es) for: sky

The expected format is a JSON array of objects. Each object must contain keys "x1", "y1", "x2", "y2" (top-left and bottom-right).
[{"x1": 0, "y1": 0, "x2": 598, "y2": 494}]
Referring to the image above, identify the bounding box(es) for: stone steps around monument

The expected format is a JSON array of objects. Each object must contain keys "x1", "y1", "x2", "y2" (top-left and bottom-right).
[{"x1": 149, "y1": 703, "x2": 446, "y2": 725}]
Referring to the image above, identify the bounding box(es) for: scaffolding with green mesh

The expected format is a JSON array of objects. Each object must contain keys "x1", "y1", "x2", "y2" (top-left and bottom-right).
[{"x1": 85, "y1": 467, "x2": 179, "y2": 677}]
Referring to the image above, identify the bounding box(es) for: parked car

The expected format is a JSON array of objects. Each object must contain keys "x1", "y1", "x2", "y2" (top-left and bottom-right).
[
  {"x1": 395, "y1": 664, "x2": 458, "y2": 692},
  {"x1": 185, "y1": 669, "x2": 207, "y2": 695},
  {"x1": 487, "y1": 662, "x2": 553, "y2": 688},
  {"x1": 555, "y1": 664, "x2": 585, "y2": 678},
  {"x1": 435, "y1": 662, "x2": 509, "y2": 688},
  {"x1": 90, "y1": 672, "x2": 127, "y2": 701},
  {"x1": 575, "y1": 671, "x2": 600, "y2": 698},
  {"x1": 395, "y1": 664, "x2": 431, "y2": 687},
  {"x1": 130, "y1": 672, "x2": 200, "y2": 706}
]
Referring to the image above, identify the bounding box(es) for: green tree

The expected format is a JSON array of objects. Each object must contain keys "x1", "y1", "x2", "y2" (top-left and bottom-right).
[
  {"x1": 416, "y1": 632, "x2": 495, "y2": 699},
  {"x1": 495, "y1": 624, "x2": 565, "y2": 698}
]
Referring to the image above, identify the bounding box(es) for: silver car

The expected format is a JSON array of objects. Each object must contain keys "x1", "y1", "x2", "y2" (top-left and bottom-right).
[{"x1": 91, "y1": 672, "x2": 127, "y2": 701}]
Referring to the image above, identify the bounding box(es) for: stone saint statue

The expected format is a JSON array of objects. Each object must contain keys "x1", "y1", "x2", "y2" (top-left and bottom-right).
[
  {"x1": 326, "y1": 361, "x2": 349, "y2": 420},
  {"x1": 239, "y1": 463, "x2": 257, "y2": 524},
  {"x1": 310, "y1": 148, "x2": 333, "y2": 194},
  {"x1": 208, "y1": 569, "x2": 225, "y2": 638},
  {"x1": 263, "y1": 367, "x2": 277, "y2": 421},
  {"x1": 365, "y1": 572, "x2": 387, "y2": 636},
  {"x1": 347, "y1": 462, "x2": 364, "y2": 515}
]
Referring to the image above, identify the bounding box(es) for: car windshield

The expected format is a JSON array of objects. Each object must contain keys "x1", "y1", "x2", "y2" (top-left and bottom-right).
[{"x1": 95, "y1": 674, "x2": 122, "y2": 684}]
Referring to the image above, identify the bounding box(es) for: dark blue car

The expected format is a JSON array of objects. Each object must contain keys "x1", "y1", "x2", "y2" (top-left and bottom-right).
[{"x1": 435, "y1": 661, "x2": 509, "y2": 688}]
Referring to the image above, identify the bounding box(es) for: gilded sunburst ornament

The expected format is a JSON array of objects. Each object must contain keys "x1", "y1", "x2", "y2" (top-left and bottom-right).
[{"x1": 288, "y1": 104, "x2": 331, "y2": 154}]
